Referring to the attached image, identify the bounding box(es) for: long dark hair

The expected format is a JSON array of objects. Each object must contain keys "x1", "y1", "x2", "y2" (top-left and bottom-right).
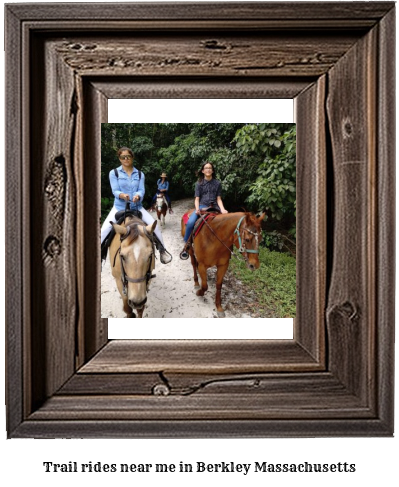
[{"x1": 198, "y1": 161, "x2": 216, "y2": 183}]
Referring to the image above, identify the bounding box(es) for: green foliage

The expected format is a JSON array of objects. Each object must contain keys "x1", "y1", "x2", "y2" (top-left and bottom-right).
[
  {"x1": 235, "y1": 124, "x2": 296, "y2": 222},
  {"x1": 101, "y1": 197, "x2": 113, "y2": 223},
  {"x1": 262, "y1": 230, "x2": 285, "y2": 251},
  {"x1": 101, "y1": 123, "x2": 296, "y2": 237},
  {"x1": 157, "y1": 132, "x2": 209, "y2": 196},
  {"x1": 130, "y1": 136, "x2": 154, "y2": 155},
  {"x1": 229, "y1": 247, "x2": 296, "y2": 318}
]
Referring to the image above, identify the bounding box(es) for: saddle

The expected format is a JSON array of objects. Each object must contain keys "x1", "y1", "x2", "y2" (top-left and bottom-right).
[
  {"x1": 114, "y1": 208, "x2": 142, "y2": 221},
  {"x1": 182, "y1": 206, "x2": 220, "y2": 224},
  {"x1": 101, "y1": 211, "x2": 143, "y2": 263},
  {"x1": 193, "y1": 213, "x2": 216, "y2": 237},
  {"x1": 188, "y1": 207, "x2": 221, "y2": 240}
]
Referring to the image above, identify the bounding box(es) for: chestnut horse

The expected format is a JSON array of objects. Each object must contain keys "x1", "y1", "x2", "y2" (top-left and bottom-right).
[
  {"x1": 109, "y1": 216, "x2": 157, "y2": 318},
  {"x1": 155, "y1": 194, "x2": 168, "y2": 227},
  {"x1": 181, "y1": 210, "x2": 265, "y2": 317}
]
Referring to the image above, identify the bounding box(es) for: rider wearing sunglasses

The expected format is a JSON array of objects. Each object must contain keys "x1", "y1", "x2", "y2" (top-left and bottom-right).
[{"x1": 101, "y1": 147, "x2": 172, "y2": 264}]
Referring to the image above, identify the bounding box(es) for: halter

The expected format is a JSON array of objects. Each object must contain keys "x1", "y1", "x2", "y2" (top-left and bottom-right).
[
  {"x1": 114, "y1": 224, "x2": 156, "y2": 296},
  {"x1": 200, "y1": 214, "x2": 260, "y2": 263},
  {"x1": 234, "y1": 216, "x2": 260, "y2": 261},
  {"x1": 156, "y1": 194, "x2": 167, "y2": 210}
]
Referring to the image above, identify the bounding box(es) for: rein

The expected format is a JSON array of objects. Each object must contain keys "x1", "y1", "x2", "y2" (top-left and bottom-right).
[
  {"x1": 200, "y1": 214, "x2": 260, "y2": 263},
  {"x1": 118, "y1": 199, "x2": 141, "y2": 223}
]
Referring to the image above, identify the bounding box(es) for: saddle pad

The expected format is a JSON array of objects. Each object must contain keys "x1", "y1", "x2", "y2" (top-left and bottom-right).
[
  {"x1": 183, "y1": 208, "x2": 219, "y2": 226},
  {"x1": 182, "y1": 211, "x2": 192, "y2": 225},
  {"x1": 194, "y1": 214, "x2": 215, "y2": 238}
]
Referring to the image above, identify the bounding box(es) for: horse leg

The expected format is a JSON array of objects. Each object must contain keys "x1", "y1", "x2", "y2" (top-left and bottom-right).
[
  {"x1": 189, "y1": 250, "x2": 200, "y2": 290},
  {"x1": 136, "y1": 306, "x2": 144, "y2": 318},
  {"x1": 196, "y1": 263, "x2": 208, "y2": 297},
  {"x1": 116, "y1": 280, "x2": 136, "y2": 318},
  {"x1": 215, "y1": 263, "x2": 229, "y2": 318},
  {"x1": 122, "y1": 298, "x2": 136, "y2": 318}
]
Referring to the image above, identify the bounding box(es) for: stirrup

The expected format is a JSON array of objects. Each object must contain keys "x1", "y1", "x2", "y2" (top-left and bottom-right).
[
  {"x1": 179, "y1": 248, "x2": 189, "y2": 260},
  {"x1": 160, "y1": 249, "x2": 172, "y2": 264}
]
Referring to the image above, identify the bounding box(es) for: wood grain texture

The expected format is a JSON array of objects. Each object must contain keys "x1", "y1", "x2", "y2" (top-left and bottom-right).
[
  {"x1": 7, "y1": 2, "x2": 394, "y2": 22},
  {"x1": 5, "y1": 2, "x2": 395, "y2": 438},
  {"x1": 326, "y1": 26, "x2": 377, "y2": 405},
  {"x1": 29, "y1": 392, "x2": 372, "y2": 421},
  {"x1": 5, "y1": 5, "x2": 25, "y2": 436},
  {"x1": 376, "y1": 6, "x2": 395, "y2": 431},
  {"x1": 53, "y1": 34, "x2": 359, "y2": 78},
  {"x1": 60, "y1": 371, "x2": 359, "y2": 398},
  {"x1": 79, "y1": 340, "x2": 321, "y2": 374},
  {"x1": 91, "y1": 79, "x2": 311, "y2": 100},
  {"x1": 79, "y1": 81, "x2": 109, "y2": 364},
  {"x1": 87, "y1": 75, "x2": 326, "y2": 371},
  {"x1": 29, "y1": 36, "x2": 78, "y2": 409},
  {"x1": 14, "y1": 418, "x2": 391, "y2": 439},
  {"x1": 295, "y1": 75, "x2": 326, "y2": 364}
]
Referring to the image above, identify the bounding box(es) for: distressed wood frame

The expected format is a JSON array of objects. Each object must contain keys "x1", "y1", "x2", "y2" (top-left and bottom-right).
[{"x1": 5, "y1": 2, "x2": 395, "y2": 437}]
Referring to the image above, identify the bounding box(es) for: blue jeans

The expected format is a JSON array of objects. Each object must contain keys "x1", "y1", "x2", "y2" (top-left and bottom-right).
[{"x1": 184, "y1": 205, "x2": 208, "y2": 242}]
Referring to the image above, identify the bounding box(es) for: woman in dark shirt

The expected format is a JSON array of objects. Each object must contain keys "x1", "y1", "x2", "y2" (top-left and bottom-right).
[{"x1": 180, "y1": 161, "x2": 228, "y2": 259}]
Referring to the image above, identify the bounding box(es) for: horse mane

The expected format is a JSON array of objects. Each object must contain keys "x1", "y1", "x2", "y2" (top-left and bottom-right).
[
  {"x1": 123, "y1": 219, "x2": 146, "y2": 245},
  {"x1": 244, "y1": 212, "x2": 262, "y2": 232},
  {"x1": 245, "y1": 212, "x2": 260, "y2": 225}
]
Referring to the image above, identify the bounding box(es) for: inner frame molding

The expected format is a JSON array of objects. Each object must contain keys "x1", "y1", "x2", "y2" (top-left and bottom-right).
[{"x1": 5, "y1": 2, "x2": 395, "y2": 437}]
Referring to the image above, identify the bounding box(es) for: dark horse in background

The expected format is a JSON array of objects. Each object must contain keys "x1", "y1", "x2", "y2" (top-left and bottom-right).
[
  {"x1": 181, "y1": 210, "x2": 265, "y2": 317},
  {"x1": 155, "y1": 194, "x2": 168, "y2": 227}
]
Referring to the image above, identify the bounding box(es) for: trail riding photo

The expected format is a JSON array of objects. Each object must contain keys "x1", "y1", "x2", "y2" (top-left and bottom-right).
[{"x1": 101, "y1": 123, "x2": 296, "y2": 320}]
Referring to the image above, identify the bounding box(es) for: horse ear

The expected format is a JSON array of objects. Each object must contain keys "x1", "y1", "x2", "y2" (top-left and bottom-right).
[
  {"x1": 145, "y1": 220, "x2": 157, "y2": 235},
  {"x1": 111, "y1": 222, "x2": 128, "y2": 236},
  {"x1": 257, "y1": 212, "x2": 266, "y2": 222}
]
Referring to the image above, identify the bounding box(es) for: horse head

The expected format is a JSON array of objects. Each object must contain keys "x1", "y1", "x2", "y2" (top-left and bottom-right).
[
  {"x1": 156, "y1": 194, "x2": 165, "y2": 211},
  {"x1": 239, "y1": 212, "x2": 265, "y2": 271},
  {"x1": 111, "y1": 220, "x2": 157, "y2": 313}
]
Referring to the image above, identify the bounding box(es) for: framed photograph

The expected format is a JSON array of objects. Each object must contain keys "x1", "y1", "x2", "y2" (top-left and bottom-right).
[
  {"x1": 5, "y1": 2, "x2": 395, "y2": 437},
  {"x1": 101, "y1": 117, "x2": 296, "y2": 342}
]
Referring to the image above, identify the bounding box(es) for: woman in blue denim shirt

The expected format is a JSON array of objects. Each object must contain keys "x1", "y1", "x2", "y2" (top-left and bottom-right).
[
  {"x1": 101, "y1": 147, "x2": 171, "y2": 264},
  {"x1": 180, "y1": 161, "x2": 228, "y2": 259},
  {"x1": 150, "y1": 172, "x2": 173, "y2": 213}
]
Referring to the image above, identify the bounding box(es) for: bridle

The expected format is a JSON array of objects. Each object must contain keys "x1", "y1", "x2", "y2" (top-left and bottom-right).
[
  {"x1": 113, "y1": 224, "x2": 156, "y2": 296},
  {"x1": 233, "y1": 216, "x2": 260, "y2": 262},
  {"x1": 201, "y1": 214, "x2": 261, "y2": 264},
  {"x1": 156, "y1": 194, "x2": 166, "y2": 211}
]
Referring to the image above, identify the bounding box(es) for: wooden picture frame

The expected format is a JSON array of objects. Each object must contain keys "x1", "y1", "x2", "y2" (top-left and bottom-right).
[{"x1": 5, "y1": 2, "x2": 395, "y2": 437}]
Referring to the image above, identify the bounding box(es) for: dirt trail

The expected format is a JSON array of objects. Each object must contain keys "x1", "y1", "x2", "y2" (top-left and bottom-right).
[{"x1": 101, "y1": 198, "x2": 255, "y2": 319}]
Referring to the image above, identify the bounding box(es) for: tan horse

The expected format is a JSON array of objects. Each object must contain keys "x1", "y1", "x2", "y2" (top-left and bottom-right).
[
  {"x1": 155, "y1": 194, "x2": 168, "y2": 227},
  {"x1": 109, "y1": 216, "x2": 157, "y2": 318},
  {"x1": 181, "y1": 211, "x2": 265, "y2": 317}
]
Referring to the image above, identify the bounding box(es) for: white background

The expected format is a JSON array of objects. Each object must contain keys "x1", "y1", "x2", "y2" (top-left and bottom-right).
[{"x1": 1, "y1": 1, "x2": 398, "y2": 486}]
